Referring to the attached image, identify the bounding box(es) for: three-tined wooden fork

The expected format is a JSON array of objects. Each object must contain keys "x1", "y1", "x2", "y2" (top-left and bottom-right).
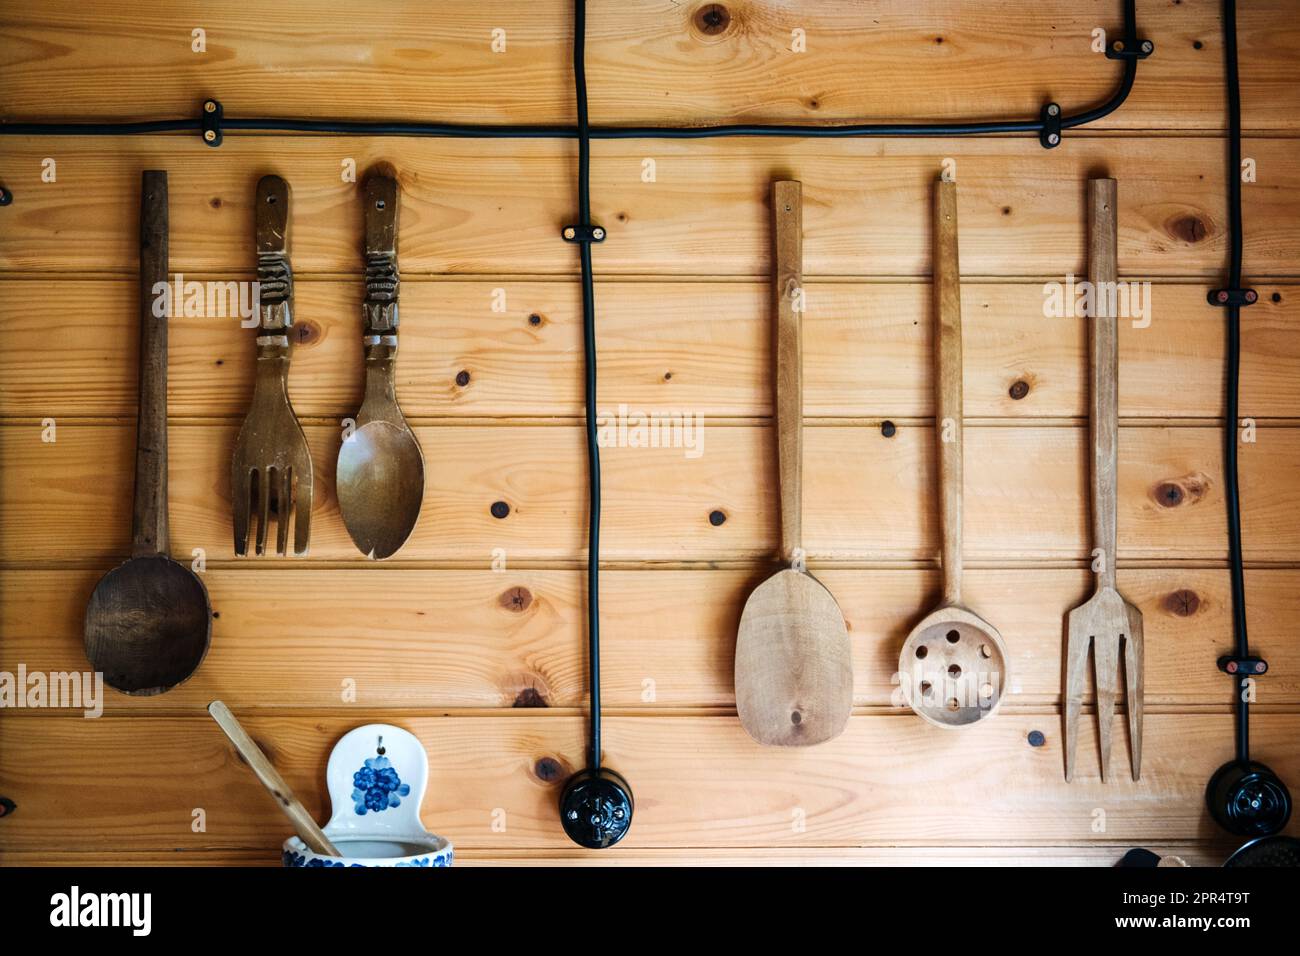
[
  {"x1": 1064, "y1": 178, "x2": 1144, "y2": 781},
  {"x1": 231, "y1": 175, "x2": 313, "y2": 556}
]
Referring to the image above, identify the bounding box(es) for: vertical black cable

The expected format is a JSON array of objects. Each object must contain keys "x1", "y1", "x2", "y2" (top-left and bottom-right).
[
  {"x1": 573, "y1": 0, "x2": 601, "y2": 770},
  {"x1": 1221, "y1": 0, "x2": 1249, "y2": 763}
]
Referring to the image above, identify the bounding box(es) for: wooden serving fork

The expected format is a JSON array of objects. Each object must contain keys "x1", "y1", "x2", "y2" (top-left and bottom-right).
[
  {"x1": 231, "y1": 175, "x2": 313, "y2": 556},
  {"x1": 1064, "y1": 178, "x2": 1144, "y2": 781}
]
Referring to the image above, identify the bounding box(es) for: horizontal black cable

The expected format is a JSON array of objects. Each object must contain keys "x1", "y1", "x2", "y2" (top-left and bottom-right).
[{"x1": 0, "y1": 1, "x2": 1145, "y2": 143}]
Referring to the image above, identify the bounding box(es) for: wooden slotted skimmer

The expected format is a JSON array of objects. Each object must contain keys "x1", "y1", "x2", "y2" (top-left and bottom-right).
[
  {"x1": 735, "y1": 180, "x2": 853, "y2": 747},
  {"x1": 899, "y1": 180, "x2": 1010, "y2": 727},
  {"x1": 1064, "y1": 178, "x2": 1144, "y2": 781}
]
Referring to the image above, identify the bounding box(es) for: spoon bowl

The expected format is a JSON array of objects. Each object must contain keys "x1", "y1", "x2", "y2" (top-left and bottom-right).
[
  {"x1": 85, "y1": 555, "x2": 211, "y2": 695},
  {"x1": 337, "y1": 419, "x2": 425, "y2": 559},
  {"x1": 898, "y1": 605, "x2": 1008, "y2": 728}
]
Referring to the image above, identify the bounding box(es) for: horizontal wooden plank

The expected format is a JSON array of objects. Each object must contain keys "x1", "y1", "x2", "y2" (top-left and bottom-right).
[
  {"x1": 0, "y1": 714, "x2": 1294, "y2": 850},
  {"x1": 0, "y1": 136, "x2": 1294, "y2": 276},
  {"x1": 3, "y1": 567, "x2": 1296, "y2": 712},
  {"x1": 0, "y1": 845, "x2": 1233, "y2": 867},
  {"x1": 4, "y1": 279, "x2": 1300, "y2": 420},
  {"x1": 2, "y1": 0, "x2": 1296, "y2": 131},
  {"x1": 1, "y1": 422, "x2": 1294, "y2": 562}
]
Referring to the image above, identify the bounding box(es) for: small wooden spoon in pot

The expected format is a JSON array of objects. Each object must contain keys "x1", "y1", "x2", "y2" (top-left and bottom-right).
[
  {"x1": 336, "y1": 168, "x2": 425, "y2": 559},
  {"x1": 735, "y1": 181, "x2": 853, "y2": 747},
  {"x1": 898, "y1": 181, "x2": 1010, "y2": 727},
  {"x1": 84, "y1": 171, "x2": 211, "y2": 695},
  {"x1": 208, "y1": 701, "x2": 339, "y2": 856}
]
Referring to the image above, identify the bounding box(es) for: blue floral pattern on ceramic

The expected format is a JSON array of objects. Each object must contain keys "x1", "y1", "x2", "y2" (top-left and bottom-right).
[
  {"x1": 351, "y1": 755, "x2": 410, "y2": 815},
  {"x1": 282, "y1": 848, "x2": 453, "y2": 868}
]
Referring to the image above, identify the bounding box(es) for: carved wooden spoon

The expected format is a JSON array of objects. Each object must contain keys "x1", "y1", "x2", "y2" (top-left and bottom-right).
[{"x1": 336, "y1": 169, "x2": 425, "y2": 559}]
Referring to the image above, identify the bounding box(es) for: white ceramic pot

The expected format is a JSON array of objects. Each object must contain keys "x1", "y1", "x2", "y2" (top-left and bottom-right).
[{"x1": 282, "y1": 723, "x2": 453, "y2": 868}]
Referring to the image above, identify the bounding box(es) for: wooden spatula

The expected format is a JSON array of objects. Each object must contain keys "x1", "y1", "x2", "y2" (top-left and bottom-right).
[
  {"x1": 1064, "y1": 178, "x2": 1145, "y2": 782},
  {"x1": 735, "y1": 180, "x2": 853, "y2": 747}
]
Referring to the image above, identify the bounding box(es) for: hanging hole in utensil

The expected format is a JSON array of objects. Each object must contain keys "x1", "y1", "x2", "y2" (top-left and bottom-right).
[
  {"x1": 947, "y1": 698, "x2": 960, "y2": 711},
  {"x1": 946, "y1": 629, "x2": 960, "y2": 643},
  {"x1": 266, "y1": 194, "x2": 276, "y2": 204},
  {"x1": 915, "y1": 645, "x2": 928, "y2": 659},
  {"x1": 979, "y1": 644, "x2": 992, "y2": 659},
  {"x1": 980, "y1": 683, "x2": 994, "y2": 698},
  {"x1": 920, "y1": 681, "x2": 933, "y2": 698},
  {"x1": 376, "y1": 735, "x2": 385, "y2": 756},
  {"x1": 948, "y1": 664, "x2": 962, "y2": 678},
  {"x1": 790, "y1": 711, "x2": 802, "y2": 725},
  {"x1": 376, "y1": 199, "x2": 386, "y2": 210}
]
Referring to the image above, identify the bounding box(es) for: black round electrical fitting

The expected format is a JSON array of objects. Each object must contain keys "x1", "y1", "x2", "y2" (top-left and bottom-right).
[
  {"x1": 1206, "y1": 760, "x2": 1292, "y2": 837},
  {"x1": 1224, "y1": 835, "x2": 1300, "y2": 867},
  {"x1": 559, "y1": 766, "x2": 634, "y2": 849}
]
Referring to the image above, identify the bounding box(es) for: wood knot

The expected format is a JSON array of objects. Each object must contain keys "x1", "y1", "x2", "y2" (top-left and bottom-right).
[
  {"x1": 499, "y1": 586, "x2": 533, "y2": 612},
  {"x1": 513, "y1": 686, "x2": 548, "y2": 708},
  {"x1": 533, "y1": 756, "x2": 566, "y2": 782},
  {"x1": 1008, "y1": 379, "x2": 1030, "y2": 400},
  {"x1": 1163, "y1": 589, "x2": 1201, "y2": 617},
  {"x1": 1152, "y1": 473, "x2": 1209, "y2": 508},
  {"x1": 209, "y1": 197, "x2": 223, "y2": 209},
  {"x1": 693, "y1": 3, "x2": 731, "y2": 37},
  {"x1": 294, "y1": 320, "x2": 321, "y2": 347},
  {"x1": 1167, "y1": 214, "x2": 1210, "y2": 244}
]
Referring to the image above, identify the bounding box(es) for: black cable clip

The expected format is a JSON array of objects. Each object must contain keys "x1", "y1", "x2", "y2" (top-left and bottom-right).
[
  {"x1": 1106, "y1": 37, "x2": 1155, "y2": 61},
  {"x1": 1218, "y1": 654, "x2": 1268, "y2": 676},
  {"x1": 1208, "y1": 287, "x2": 1258, "y2": 307},
  {"x1": 561, "y1": 224, "x2": 606, "y2": 244},
  {"x1": 201, "y1": 99, "x2": 224, "y2": 147},
  {"x1": 1039, "y1": 102, "x2": 1062, "y2": 149}
]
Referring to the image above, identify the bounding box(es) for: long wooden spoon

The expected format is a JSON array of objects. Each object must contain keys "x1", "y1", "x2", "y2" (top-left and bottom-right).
[
  {"x1": 336, "y1": 168, "x2": 425, "y2": 559},
  {"x1": 735, "y1": 180, "x2": 853, "y2": 747},
  {"x1": 898, "y1": 180, "x2": 1010, "y2": 727},
  {"x1": 84, "y1": 171, "x2": 211, "y2": 695},
  {"x1": 208, "y1": 701, "x2": 339, "y2": 856}
]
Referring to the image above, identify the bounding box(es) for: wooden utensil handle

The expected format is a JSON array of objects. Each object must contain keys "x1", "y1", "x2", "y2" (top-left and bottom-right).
[
  {"x1": 1088, "y1": 178, "x2": 1120, "y2": 590},
  {"x1": 132, "y1": 171, "x2": 169, "y2": 558},
  {"x1": 773, "y1": 181, "x2": 803, "y2": 564},
  {"x1": 254, "y1": 175, "x2": 293, "y2": 332},
  {"x1": 934, "y1": 180, "x2": 964, "y2": 605},
  {"x1": 362, "y1": 169, "x2": 400, "y2": 335},
  {"x1": 208, "y1": 701, "x2": 340, "y2": 857}
]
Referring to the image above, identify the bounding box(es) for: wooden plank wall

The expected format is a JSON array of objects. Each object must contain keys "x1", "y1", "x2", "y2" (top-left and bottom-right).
[{"x1": 1, "y1": 0, "x2": 1297, "y2": 866}]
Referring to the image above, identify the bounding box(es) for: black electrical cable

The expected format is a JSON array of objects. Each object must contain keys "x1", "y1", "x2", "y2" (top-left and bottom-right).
[
  {"x1": 1221, "y1": 0, "x2": 1250, "y2": 764},
  {"x1": 572, "y1": 0, "x2": 602, "y2": 772},
  {"x1": 0, "y1": 1, "x2": 1145, "y2": 144}
]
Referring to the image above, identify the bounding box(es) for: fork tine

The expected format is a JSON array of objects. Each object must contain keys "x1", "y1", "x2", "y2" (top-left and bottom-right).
[
  {"x1": 233, "y1": 466, "x2": 253, "y2": 556},
  {"x1": 276, "y1": 465, "x2": 292, "y2": 557},
  {"x1": 1063, "y1": 620, "x2": 1091, "y2": 782},
  {"x1": 293, "y1": 467, "x2": 312, "y2": 557},
  {"x1": 1124, "y1": 606, "x2": 1145, "y2": 780},
  {"x1": 1094, "y1": 632, "x2": 1120, "y2": 783},
  {"x1": 255, "y1": 467, "x2": 271, "y2": 556}
]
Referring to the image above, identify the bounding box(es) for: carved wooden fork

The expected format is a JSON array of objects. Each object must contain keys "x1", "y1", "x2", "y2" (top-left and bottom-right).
[
  {"x1": 231, "y1": 175, "x2": 313, "y2": 556},
  {"x1": 1064, "y1": 178, "x2": 1144, "y2": 781}
]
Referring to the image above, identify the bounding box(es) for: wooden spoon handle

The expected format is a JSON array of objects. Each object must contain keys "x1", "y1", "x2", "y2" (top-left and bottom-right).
[
  {"x1": 362, "y1": 170, "x2": 400, "y2": 335},
  {"x1": 207, "y1": 701, "x2": 340, "y2": 856},
  {"x1": 773, "y1": 181, "x2": 802, "y2": 565},
  {"x1": 934, "y1": 180, "x2": 963, "y2": 605},
  {"x1": 1088, "y1": 178, "x2": 1119, "y2": 590},
  {"x1": 132, "y1": 171, "x2": 169, "y2": 558}
]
